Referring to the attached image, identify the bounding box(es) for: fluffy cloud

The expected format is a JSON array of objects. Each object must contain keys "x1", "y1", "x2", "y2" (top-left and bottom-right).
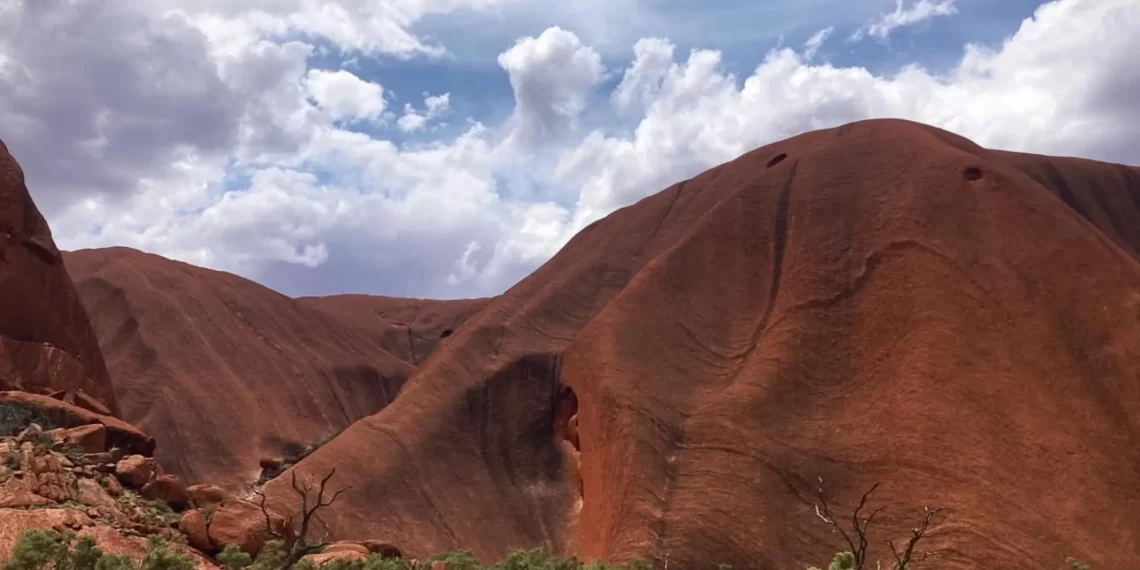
[
  {"x1": 497, "y1": 26, "x2": 605, "y2": 146},
  {"x1": 158, "y1": 0, "x2": 524, "y2": 58},
  {"x1": 559, "y1": 0, "x2": 1140, "y2": 228},
  {"x1": 852, "y1": 0, "x2": 959, "y2": 41},
  {"x1": 304, "y1": 70, "x2": 387, "y2": 123},
  {"x1": 398, "y1": 92, "x2": 451, "y2": 133},
  {"x1": 4, "y1": 0, "x2": 1139, "y2": 300},
  {"x1": 0, "y1": 0, "x2": 240, "y2": 215}
]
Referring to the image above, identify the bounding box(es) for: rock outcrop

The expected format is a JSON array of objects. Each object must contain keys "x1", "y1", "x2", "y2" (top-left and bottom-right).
[
  {"x1": 0, "y1": 139, "x2": 119, "y2": 416},
  {"x1": 62, "y1": 248, "x2": 421, "y2": 491},
  {"x1": 257, "y1": 119, "x2": 1140, "y2": 569},
  {"x1": 0, "y1": 413, "x2": 213, "y2": 567}
]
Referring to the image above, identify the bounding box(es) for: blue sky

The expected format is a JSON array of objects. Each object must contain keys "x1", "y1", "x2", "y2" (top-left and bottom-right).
[
  {"x1": 2, "y1": 0, "x2": 1138, "y2": 299},
  {"x1": 311, "y1": 0, "x2": 1050, "y2": 146}
]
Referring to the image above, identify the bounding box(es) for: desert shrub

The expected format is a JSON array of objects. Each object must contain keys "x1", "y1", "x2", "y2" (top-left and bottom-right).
[
  {"x1": 0, "y1": 404, "x2": 54, "y2": 436},
  {"x1": 217, "y1": 545, "x2": 254, "y2": 570},
  {"x1": 422, "y1": 550, "x2": 481, "y2": 570},
  {"x1": 0, "y1": 530, "x2": 192, "y2": 570},
  {"x1": 1064, "y1": 558, "x2": 1089, "y2": 570}
]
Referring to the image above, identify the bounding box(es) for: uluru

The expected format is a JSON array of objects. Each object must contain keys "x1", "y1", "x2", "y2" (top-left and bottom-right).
[
  {"x1": 241, "y1": 118, "x2": 1139, "y2": 569},
  {"x1": 3, "y1": 104, "x2": 1140, "y2": 570},
  {"x1": 6, "y1": 115, "x2": 1136, "y2": 568}
]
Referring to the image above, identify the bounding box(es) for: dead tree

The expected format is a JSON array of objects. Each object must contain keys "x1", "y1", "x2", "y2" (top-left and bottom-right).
[
  {"x1": 255, "y1": 468, "x2": 350, "y2": 570},
  {"x1": 812, "y1": 477, "x2": 944, "y2": 570}
]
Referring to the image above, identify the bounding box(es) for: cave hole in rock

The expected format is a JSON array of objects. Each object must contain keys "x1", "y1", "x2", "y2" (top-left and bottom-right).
[
  {"x1": 554, "y1": 384, "x2": 579, "y2": 450},
  {"x1": 767, "y1": 153, "x2": 788, "y2": 168},
  {"x1": 963, "y1": 166, "x2": 984, "y2": 181},
  {"x1": 439, "y1": 329, "x2": 453, "y2": 339}
]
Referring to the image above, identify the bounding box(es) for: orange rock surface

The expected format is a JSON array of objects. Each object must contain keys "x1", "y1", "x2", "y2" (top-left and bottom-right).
[
  {"x1": 0, "y1": 140, "x2": 118, "y2": 415},
  {"x1": 258, "y1": 119, "x2": 1140, "y2": 568},
  {"x1": 299, "y1": 295, "x2": 489, "y2": 366},
  {"x1": 62, "y1": 248, "x2": 420, "y2": 491}
]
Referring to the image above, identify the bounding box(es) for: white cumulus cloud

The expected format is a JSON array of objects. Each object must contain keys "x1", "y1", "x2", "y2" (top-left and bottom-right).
[
  {"x1": 304, "y1": 69, "x2": 387, "y2": 123},
  {"x1": 1, "y1": 0, "x2": 1136, "y2": 300},
  {"x1": 498, "y1": 26, "x2": 605, "y2": 146}
]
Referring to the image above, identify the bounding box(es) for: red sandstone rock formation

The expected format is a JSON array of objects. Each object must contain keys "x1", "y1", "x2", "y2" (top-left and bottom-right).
[
  {"x1": 62, "y1": 248, "x2": 420, "y2": 491},
  {"x1": 299, "y1": 295, "x2": 490, "y2": 366},
  {"x1": 0, "y1": 140, "x2": 118, "y2": 415},
  {"x1": 259, "y1": 119, "x2": 1140, "y2": 569}
]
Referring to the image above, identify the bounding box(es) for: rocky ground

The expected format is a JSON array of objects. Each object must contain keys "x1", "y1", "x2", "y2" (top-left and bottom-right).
[{"x1": 0, "y1": 390, "x2": 406, "y2": 569}]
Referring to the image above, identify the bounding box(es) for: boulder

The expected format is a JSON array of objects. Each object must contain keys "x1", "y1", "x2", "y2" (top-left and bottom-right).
[
  {"x1": 114, "y1": 455, "x2": 156, "y2": 489},
  {"x1": 76, "y1": 477, "x2": 115, "y2": 507},
  {"x1": 303, "y1": 548, "x2": 367, "y2": 567},
  {"x1": 358, "y1": 540, "x2": 403, "y2": 558},
  {"x1": 186, "y1": 484, "x2": 232, "y2": 509},
  {"x1": 322, "y1": 542, "x2": 370, "y2": 555},
  {"x1": 58, "y1": 424, "x2": 107, "y2": 453},
  {"x1": 100, "y1": 473, "x2": 123, "y2": 497},
  {"x1": 180, "y1": 499, "x2": 292, "y2": 555},
  {"x1": 178, "y1": 509, "x2": 213, "y2": 553},
  {"x1": 140, "y1": 474, "x2": 190, "y2": 511}
]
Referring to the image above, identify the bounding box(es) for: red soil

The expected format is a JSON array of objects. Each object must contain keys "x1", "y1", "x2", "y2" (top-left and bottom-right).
[{"x1": 259, "y1": 119, "x2": 1140, "y2": 568}]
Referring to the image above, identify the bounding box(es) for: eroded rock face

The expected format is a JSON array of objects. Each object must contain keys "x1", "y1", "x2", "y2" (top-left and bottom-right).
[
  {"x1": 258, "y1": 119, "x2": 1140, "y2": 569},
  {"x1": 0, "y1": 141, "x2": 118, "y2": 415},
  {"x1": 63, "y1": 247, "x2": 423, "y2": 491}
]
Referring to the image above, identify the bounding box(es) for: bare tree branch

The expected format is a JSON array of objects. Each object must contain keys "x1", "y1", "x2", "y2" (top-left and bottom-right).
[
  {"x1": 813, "y1": 478, "x2": 944, "y2": 570},
  {"x1": 252, "y1": 467, "x2": 350, "y2": 570},
  {"x1": 888, "y1": 506, "x2": 943, "y2": 569}
]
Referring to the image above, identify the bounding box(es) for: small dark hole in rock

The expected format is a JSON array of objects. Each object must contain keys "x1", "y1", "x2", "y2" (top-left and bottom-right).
[
  {"x1": 440, "y1": 329, "x2": 453, "y2": 339},
  {"x1": 767, "y1": 153, "x2": 787, "y2": 168},
  {"x1": 963, "y1": 167, "x2": 984, "y2": 181}
]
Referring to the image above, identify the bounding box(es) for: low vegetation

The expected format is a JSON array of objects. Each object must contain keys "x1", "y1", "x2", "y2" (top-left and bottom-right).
[
  {"x1": 0, "y1": 530, "x2": 192, "y2": 570},
  {"x1": 0, "y1": 530, "x2": 1095, "y2": 570},
  {"x1": 0, "y1": 467, "x2": 1093, "y2": 570}
]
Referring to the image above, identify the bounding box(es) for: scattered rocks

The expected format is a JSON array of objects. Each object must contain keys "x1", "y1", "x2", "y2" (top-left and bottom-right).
[
  {"x1": 0, "y1": 392, "x2": 154, "y2": 456},
  {"x1": 101, "y1": 474, "x2": 124, "y2": 497}
]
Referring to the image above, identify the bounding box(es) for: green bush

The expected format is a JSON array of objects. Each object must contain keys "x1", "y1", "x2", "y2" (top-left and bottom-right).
[
  {"x1": 1, "y1": 528, "x2": 1095, "y2": 570},
  {"x1": 0, "y1": 530, "x2": 193, "y2": 570}
]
